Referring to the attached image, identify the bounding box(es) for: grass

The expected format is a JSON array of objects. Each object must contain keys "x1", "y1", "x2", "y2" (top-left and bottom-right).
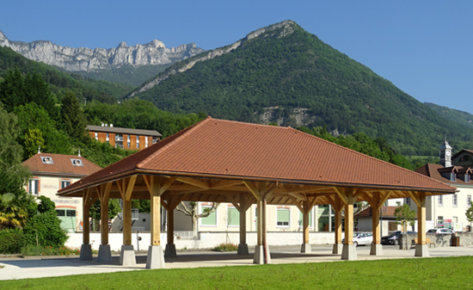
[{"x1": 1, "y1": 257, "x2": 472, "y2": 289}]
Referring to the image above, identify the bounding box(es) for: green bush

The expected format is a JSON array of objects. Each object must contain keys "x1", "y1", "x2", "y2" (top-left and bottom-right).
[
  {"x1": 0, "y1": 228, "x2": 24, "y2": 253},
  {"x1": 23, "y1": 212, "x2": 67, "y2": 247},
  {"x1": 21, "y1": 245, "x2": 79, "y2": 256},
  {"x1": 212, "y1": 243, "x2": 238, "y2": 252}
]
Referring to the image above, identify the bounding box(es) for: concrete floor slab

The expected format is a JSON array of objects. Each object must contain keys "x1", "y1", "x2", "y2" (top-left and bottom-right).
[{"x1": 1, "y1": 245, "x2": 473, "y2": 280}]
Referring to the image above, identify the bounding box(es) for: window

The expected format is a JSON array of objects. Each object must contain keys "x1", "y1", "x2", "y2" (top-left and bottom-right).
[
  {"x1": 136, "y1": 136, "x2": 140, "y2": 149},
  {"x1": 106, "y1": 133, "x2": 109, "y2": 142},
  {"x1": 468, "y1": 195, "x2": 472, "y2": 207},
  {"x1": 227, "y1": 206, "x2": 239, "y2": 226},
  {"x1": 450, "y1": 172, "x2": 456, "y2": 182},
  {"x1": 127, "y1": 135, "x2": 131, "y2": 148},
  {"x1": 66, "y1": 209, "x2": 76, "y2": 217},
  {"x1": 94, "y1": 132, "x2": 98, "y2": 140},
  {"x1": 61, "y1": 180, "x2": 71, "y2": 189},
  {"x1": 40, "y1": 156, "x2": 54, "y2": 164},
  {"x1": 276, "y1": 207, "x2": 290, "y2": 227},
  {"x1": 115, "y1": 134, "x2": 123, "y2": 149},
  {"x1": 453, "y1": 194, "x2": 458, "y2": 207},
  {"x1": 438, "y1": 195, "x2": 443, "y2": 207},
  {"x1": 145, "y1": 137, "x2": 149, "y2": 148},
  {"x1": 437, "y1": 216, "x2": 444, "y2": 228},
  {"x1": 56, "y1": 209, "x2": 65, "y2": 216},
  {"x1": 200, "y1": 204, "x2": 217, "y2": 226},
  {"x1": 466, "y1": 174, "x2": 471, "y2": 183},
  {"x1": 28, "y1": 178, "x2": 39, "y2": 195},
  {"x1": 71, "y1": 159, "x2": 83, "y2": 166},
  {"x1": 405, "y1": 198, "x2": 411, "y2": 206}
]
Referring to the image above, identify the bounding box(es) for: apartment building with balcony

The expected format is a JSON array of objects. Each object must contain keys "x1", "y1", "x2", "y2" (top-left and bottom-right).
[{"x1": 87, "y1": 124, "x2": 162, "y2": 150}]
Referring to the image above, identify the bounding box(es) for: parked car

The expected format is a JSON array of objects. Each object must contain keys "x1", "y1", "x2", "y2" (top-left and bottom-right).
[
  {"x1": 427, "y1": 228, "x2": 453, "y2": 235},
  {"x1": 343, "y1": 232, "x2": 373, "y2": 247},
  {"x1": 381, "y1": 231, "x2": 417, "y2": 245}
]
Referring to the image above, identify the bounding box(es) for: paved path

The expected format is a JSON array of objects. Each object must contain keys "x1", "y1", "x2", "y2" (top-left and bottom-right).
[{"x1": 1, "y1": 245, "x2": 473, "y2": 280}]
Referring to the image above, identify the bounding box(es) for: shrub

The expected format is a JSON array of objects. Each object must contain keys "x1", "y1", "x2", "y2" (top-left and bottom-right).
[
  {"x1": 21, "y1": 245, "x2": 79, "y2": 256},
  {"x1": 0, "y1": 228, "x2": 24, "y2": 253},
  {"x1": 23, "y1": 212, "x2": 67, "y2": 247},
  {"x1": 212, "y1": 243, "x2": 238, "y2": 252}
]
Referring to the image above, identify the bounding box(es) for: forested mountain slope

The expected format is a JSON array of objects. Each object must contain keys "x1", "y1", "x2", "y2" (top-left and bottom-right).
[{"x1": 133, "y1": 20, "x2": 473, "y2": 156}]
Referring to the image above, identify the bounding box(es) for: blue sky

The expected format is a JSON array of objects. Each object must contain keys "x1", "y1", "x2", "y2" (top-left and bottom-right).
[{"x1": 1, "y1": 1, "x2": 472, "y2": 114}]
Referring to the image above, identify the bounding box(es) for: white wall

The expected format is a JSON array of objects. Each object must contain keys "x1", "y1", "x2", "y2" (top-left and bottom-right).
[{"x1": 65, "y1": 231, "x2": 336, "y2": 251}]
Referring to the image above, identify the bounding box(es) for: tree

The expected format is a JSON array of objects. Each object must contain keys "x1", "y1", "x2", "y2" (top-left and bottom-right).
[
  {"x1": 61, "y1": 92, "x2": 86, "y2": 140},
  {"x1": 176, "y1": 202, "x2": 219, "y2": 239},
  {"x1": 24, "y1": 128, "x2": 44, "y2": 158},
  {"x1": 23, "y1": 196, "x2": 67, "y2": 248},
  {"x1": 0, "y1": 105, "x2": 34, "y2": 229},
  {"x1": 394, "y1": 204, "x2": 416, "y2": 233},
  {"x1": 466, "y1": 204, "x2": 473, "y2": 226}
]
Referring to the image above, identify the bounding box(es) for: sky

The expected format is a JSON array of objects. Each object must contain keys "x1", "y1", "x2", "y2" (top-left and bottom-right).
[{"x1": 1, "y1": 0, "x2": 472, "y2": 114}]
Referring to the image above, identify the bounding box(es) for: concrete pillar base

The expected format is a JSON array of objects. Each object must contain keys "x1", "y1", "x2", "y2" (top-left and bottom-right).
[
  {"x1": 332, "y1": 243, "x2": 343, "y2": 254},
  {"x1": 370, "y1": 243, "x2": 383, "y2": 256},
  {"x1": 237, "y1": 243, "x2": 249, "y2": 255},
  {"x1": 300, "y1": 243, "x2": 312, "y2": 253},
  {"x1": 253, "y1": 245, "x2": 271, "y2": 264},
  {"x1": 341, "y1": 244, "x2": 357, "y2": 260},
  {"x1": 146, "y1": 245, "x2": 165, "y2": 269},
  {"x1": 98, "y1": 244, "x2": 112, "y2": 263},
  {"x1": 415, "y1": 244, "x2": 429, "y2": 257},
  {"x1": 119, "y1": 245, "x2": 136, "y2": 266},
  {"x1": 80, "y1": 243, "x2": 92, "y2": 260},
  {"x1": 164, "y1": 243, "x2": 177, "y2": 258}
]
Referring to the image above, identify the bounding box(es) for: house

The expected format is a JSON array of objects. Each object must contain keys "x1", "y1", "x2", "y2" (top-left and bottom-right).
[
  {"x1": 22, "y1": 152, "x2": 101, "y2": 232},
  {"x1": 86, "y1": 124, "x2": 161, "y2": 150},
  {"x1": 416, "y1": 140, "x2": 473, "y2": 231},
  {"x1": 355, "y1": 206, "x2": 402, "y2": 236}
]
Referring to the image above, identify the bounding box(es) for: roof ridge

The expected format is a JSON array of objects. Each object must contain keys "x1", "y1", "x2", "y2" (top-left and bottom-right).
[
  {"x1": 289, "y1": 127, "x2": 455, "y2": 190},
  {"x1": 137, "y1": 116, "x2": 213, "y2": 168},
  {"x1": 204, "y1": 117, "x2": 293, "y2": 131}
]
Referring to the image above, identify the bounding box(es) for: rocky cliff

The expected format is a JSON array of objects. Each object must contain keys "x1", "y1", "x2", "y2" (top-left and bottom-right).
[{"x1": 0, "y1": 31, "x2": 204, "y2": 71}]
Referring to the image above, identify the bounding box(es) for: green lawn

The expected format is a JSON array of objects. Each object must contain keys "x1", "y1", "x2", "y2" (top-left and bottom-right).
[{"x1": 1, "y1": 257, "x2": 472, "y2": 289}]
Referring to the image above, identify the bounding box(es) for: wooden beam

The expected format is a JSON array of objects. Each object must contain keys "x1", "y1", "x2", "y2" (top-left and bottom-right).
[
  {"x1": 176, "y1": 177, "x2": 209, "y2": 189},
  {"x1": 243, "y1": 181, "x2": 260, "y2": 201},
  {"x1": 333, "y1": 187, "x2": 348, "y2": 205}
]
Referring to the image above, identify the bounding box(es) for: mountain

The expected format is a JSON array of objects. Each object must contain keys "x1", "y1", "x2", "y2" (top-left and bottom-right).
[
  {"x1": 130, "y1": 20, "x2": 473, "y2": 156},
  {"x1": 424, "y1": 103, "x2": 473, "y2": 129},
  {"x1": 0, "y1": 46, "x2": 132, "y2": 102},
  {"x1": 0, "y1": 30, "x2": 204, "y2": 73}
]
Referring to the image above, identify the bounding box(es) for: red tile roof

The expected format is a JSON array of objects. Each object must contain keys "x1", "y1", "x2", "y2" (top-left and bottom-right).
[
  {"x1": 356, "y1": 206, "x2": 398, "y2": 218},
  {"x1": 60, "y1": 117, "x2": 456, "y2": 195},
  {"x1": 416, "y1": 163, "x2": 472, "y2": 185},
  {"x1": 22, "y1": 153, "x2": 102, "y2": 178}
]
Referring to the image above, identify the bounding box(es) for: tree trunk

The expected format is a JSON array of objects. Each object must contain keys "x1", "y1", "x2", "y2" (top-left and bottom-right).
[{"x1": 192, "y1": 216, "x2": 198, "y2": 239}]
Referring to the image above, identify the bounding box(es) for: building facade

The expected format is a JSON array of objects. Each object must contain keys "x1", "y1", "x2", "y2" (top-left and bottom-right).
[
  {"x1": 416, "y1": 140, "x2": 473, "y2": 231},
  {"x1": 87, "y1": 124, "x2": 162, "y2": 150},
  {"x1": 22, "y1": 152, "x2": 101, "y2": 232}
]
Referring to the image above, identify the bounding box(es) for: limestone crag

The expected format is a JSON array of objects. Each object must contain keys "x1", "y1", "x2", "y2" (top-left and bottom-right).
[{"x1": 0, "y1": 31, "x2": 203, "y2": 71}]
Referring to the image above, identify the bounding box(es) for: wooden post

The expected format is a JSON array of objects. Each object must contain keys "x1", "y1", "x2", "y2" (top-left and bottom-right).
[
  {"x1": 303, "y1": 204, "x2": 310, "y2": 245},
  {"x1": 415, "y1": 192, "x2": 428, "y2": 257},
  {"x1": 83, "y1": 197, "x2": 90, "y2": 245},
  {"x1": 236, "y1": 195, "x2": 251, "y2": 255},
  {"x1": 80, "y1": 189, "x2": 94, "y2": 260},
  {"x1": 122, "y1": 198, "x2": 132, "y2": 245},
  {"x1": 340, "y1": 188, "x2": 357, "y2": 260},
  {"x1": 167, "y1": 204, "x2": 174, "y2": 245},
  {"x1": 100, "y1": 199, "x2": 109, "y2": 245},
  {"x1": 150, "y1": 194, "x2": 161, "y2": 246},
  {"x1": 334, "y1": 208, "x2": 342, "y2": 244},
  {"x1": 98, "y1": 183, "x2": 112, "y2": 263},
  {"x1": 257, "y1": 199, "x2": 263, "y2": 247}
]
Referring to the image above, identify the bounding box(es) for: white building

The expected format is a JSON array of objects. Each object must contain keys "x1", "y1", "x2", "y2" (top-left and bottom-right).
[
  {"x1": 22, "y1": 152, "x2": 101, "y2": 232},
  {"x1": 416, "y1": 140, "x2": 473, "y2": 231}
]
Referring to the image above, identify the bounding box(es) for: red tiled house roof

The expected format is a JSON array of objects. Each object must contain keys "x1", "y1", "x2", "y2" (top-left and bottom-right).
[
  {"x1": 22, "y1": 153, "x2": 102, "y2": 178},
  {"x1": 416, "y1": 163, "x2": 472, "y2": 185},
  {"x1": 356, "y1": 206, "x2": 398, "y2": 218},
  {"x1": 60, "y1": 117, "x2": 456, "y2": 196}
]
